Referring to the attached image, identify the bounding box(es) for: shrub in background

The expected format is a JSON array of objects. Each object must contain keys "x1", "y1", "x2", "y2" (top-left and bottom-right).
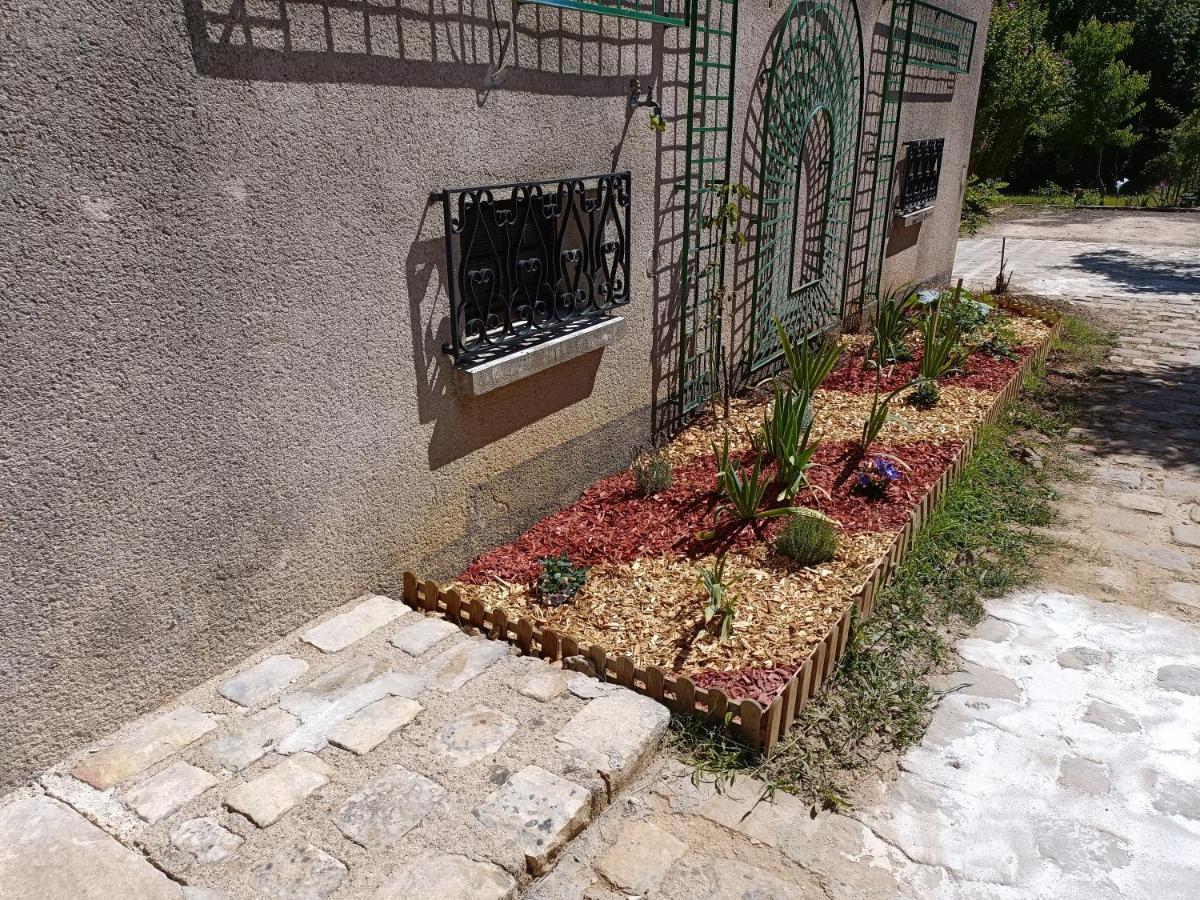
[
  {"x1": 775, "y1": 511, "x2": 839, "y2": 567},
  {"x1": 631, "y1": 450, "x2": 672, "y2": 495}
]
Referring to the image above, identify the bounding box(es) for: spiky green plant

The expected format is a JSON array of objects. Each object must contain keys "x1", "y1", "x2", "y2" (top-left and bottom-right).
[
  {"x1": 698, "y1": 552, "x2": 741, "y2": 640},
  {"x1": 869, "y1": 289, "x2": 918, "y2": 368},
  {"x1": 917, "y1": 300, "x2": 969, "y2": 384},
  {"x1": 698, "y1": 432, "x2": 800, "y2": 539},
  {"x1": 861, "y1": 382, "x2": 913, "y2": 452},
  {"x1": 775, "y1": 318, "x2": 842, "y2": 394},
  {"x1": 756, "y1": 382, "x2": 821, "y2": 501}
]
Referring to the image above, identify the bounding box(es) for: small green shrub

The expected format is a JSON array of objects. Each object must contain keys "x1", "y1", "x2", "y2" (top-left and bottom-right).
[
  {"x1": 978, "y1": 319, "x2": 1020, "y2": 359},
  {"x1": 908, "y1": 379, "x2": 941, "y2": 408},
  {"x1": 536, "y1": 555, "x2": 588, "y2": 606},
  {"x1": 775, "y1": 511, "x2": 839, "y2": 567},
  {"x1": 961, "y1": 176, "x2": 1008, "y2": 235},
  {"x1": 698, "y1": 553, "x2": 741, "y2": 641},
  {"x1": 631, "y1": 450, "x2": 672, "y2": 494},
  {"x1": 943, "y1": 293, "x2": 993, "y2": 338}
]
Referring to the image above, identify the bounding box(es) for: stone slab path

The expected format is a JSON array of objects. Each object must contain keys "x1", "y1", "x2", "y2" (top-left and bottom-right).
[
  {"x1": 0, "y1": 594, "x2": 669, "y2": 899},
  {"x1": 528, "y1": 208, "x2": 1200, "y2": 898}
]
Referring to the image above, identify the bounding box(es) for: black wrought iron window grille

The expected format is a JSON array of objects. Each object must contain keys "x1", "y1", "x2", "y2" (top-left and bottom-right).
[
  {"x1": 432, "y1": 172, "x2": 632, "y2": 367},
  {"x1": 898, "y1": 138, "x2": 945, "y2": 214}
]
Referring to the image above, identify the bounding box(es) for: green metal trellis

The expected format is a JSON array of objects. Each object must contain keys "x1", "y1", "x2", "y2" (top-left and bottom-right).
[
  {"x1": 746, "y1": 0, "x2": 864, "y2": 371},
  {"x1": 677, "y1": 0, "x2": 740, "y2": 413},
  {"x1": 859, "y1": 0, "x2": 977, "y2": 307},
  {"x1": 516, "y1": 0, "x2": 687, "y2": 26}
]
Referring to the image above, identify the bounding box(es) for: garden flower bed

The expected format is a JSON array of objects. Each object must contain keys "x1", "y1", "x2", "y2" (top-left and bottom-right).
[{"x1": 403, "y1": 295, "x2": 1060, "y2": 750}]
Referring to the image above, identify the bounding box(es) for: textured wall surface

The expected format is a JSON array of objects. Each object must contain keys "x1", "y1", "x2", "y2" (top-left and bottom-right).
[{"x1": 0, "y1": 0, "x2": 986, "y2": 790}]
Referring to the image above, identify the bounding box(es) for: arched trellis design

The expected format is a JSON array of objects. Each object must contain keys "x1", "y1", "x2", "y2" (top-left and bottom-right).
[{"x1": 748, "y1": 0, "x2": 864, "y2": 370}]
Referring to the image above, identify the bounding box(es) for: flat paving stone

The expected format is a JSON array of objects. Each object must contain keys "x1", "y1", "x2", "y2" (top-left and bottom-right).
[
  {"x1": 1057, "y1": 756, "x2": 1111, "y2": 795},
  {"x1": 218, "y1": 655, "x2": 309, "y2": 707},
  {"x1": 1171, "y1": 523, "x2": 1200, "y2": 547},
  {"x1": 555, "y1": 692, "x2": 669, "y2": 790},
  {"x1": 1157, "y1": 664, "x2": 1200, "y2": 695},
  {"x1": 249, "y1": 842, "x2": 347, "y2": 900},
  {"x1": 517, "y1": 670, "x2": 567, "y2": 702},
  {"x1": 1082, "y1": 698, "x2": 1142, "y2": 733},
  {"x1": 1101, "y1": 536, "x2": 1193, "y2": 573},
  {"x1": 327, "y1": 695, "x2": 422, "y2": 755},
  {"x1": 390, "y1": 617, "x2": 459, "y2": 656},
  {"x1": 594, "y1": 820, "x2": 686, "y2": 894},
  {"x1": 71, "y1": 706, "x2": 217, "y2": 790},
  {"x1": 1056, "y1": 646, "x2": 1110, "y2": 671},
  {"x1": 207, "y1": 707, "x2": 299, "y2": 772},
  {"x1": 424, "y1": 638, "x2": 510, "y2": 692},
  {"x1": 170, "y1": 816, "x2": 244, "y2": 864},
  {"x1": 1166, "y1": 581, "x2": 1200, "y2": 608},
  {"x1": 333, "y1": 765, "x2": 446, "y2": 848},
  {"x1": 432, "y1": 706, "x2": 518, "y2": 766},
  {"x1": 280, "y1": 656, "x2": 393, "y2": 716},
  {"x1": 300, "y1": 594, "x2": 407, "y2": 653},
  {"x1": 277, "y1": 672, "x2": 425, "y2": 754},
  {"x1": 1114, "y1": 493, "x2": 1166, "y2": 514},
  {"x1": 122, "y1": 761, "x2": 218, "y2": 824},
  {"x1": 372, "y1": 849, "x2": 517, "y2": 900},
  {"x1": 474, "y1": 764, "x2": 591, "y2": 875},
  {"x1": 0, "y1": 796, "x2": 180, "y2": 899},
  {"x1": 225, "y1": 753, "x2": 333, "y2": 827}
]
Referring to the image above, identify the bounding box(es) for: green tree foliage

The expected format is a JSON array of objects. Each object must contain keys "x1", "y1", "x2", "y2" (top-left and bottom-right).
[
  {"x1": 971, "y1": 1, "x2": 1071, "y2": 179},
  {"x1": 1149, "y1": 94, "x2": 1200, "y2": 203},
  {"x1": 1051, "y1": 18, "x2": 1149, "y2": 184}
]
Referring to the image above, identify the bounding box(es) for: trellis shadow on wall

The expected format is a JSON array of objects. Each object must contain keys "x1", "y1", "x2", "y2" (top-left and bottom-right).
[{"x1": 183, "y1": 0, "x2": 657, "y2": 96}]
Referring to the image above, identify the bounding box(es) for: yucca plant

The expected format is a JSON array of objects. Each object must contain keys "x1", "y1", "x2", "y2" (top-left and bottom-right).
[
  {"x1": 698, "y1": 432, "x2": 799, "y2": 539},
  {"x1": 917, "y1": 299, "x2": 969, "y2": 383},
  {"x1": 860, "y1": 382, "x2": 912, "y2": 452},
  {"x1": 868, "y1": 289, "x2": 918, "y2": 368},
  {"x1": 774, "y1": 317, "x2": 842, "y2": 394},
  {"x1": 756, "y1": 382, "x2": 821, "y2": 501},
  {"x1": 698, "y1": 552, "x2": 741, "y2": 640}
]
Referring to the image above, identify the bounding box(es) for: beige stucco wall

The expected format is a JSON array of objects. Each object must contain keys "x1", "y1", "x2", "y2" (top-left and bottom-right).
[{"x1": 0, "y1": 0, "x2": 987, "y2": 790}]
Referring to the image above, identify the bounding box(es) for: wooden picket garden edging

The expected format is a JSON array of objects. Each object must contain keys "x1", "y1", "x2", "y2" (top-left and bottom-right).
[{"x1": 403, "y1": 297, "x2": 1062, "y2": 752}]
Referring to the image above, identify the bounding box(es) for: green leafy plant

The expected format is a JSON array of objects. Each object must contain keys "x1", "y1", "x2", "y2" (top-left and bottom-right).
[
  {"x1": 861, "y1": 382, "x2": 912, "y2": 451},
  {"x1": 536, "y1": 555, "x2": 588, "y2": 607},
  {"x1": 908, "y1": 378, "x2": 942, "y2": 408},
  {"x1": 775, "y1": 318, "x2": 842, "y2": 395},
  {"x1": 868, "y1": 289, "x2": 918, "y2": 368},
  {"x1": 700, "y1": 182, "x2": 752, "y2": 247},
  {"x1": 756, "y1": 383, "x2": 820, "y2": 501},
  {"x1": 698, "y1": 553, "x2": 742, "y2": 640},
  {"x1": 631, "y1": 450, "x2": 672, "y2": 495},
  {"x1": 699, "y1": 433, "x2": 799, "y2": 539},
  {"x1": 917, "y1": 300, "x2": 969, "y2": 386},
  {"x1": 942, "y1": 292, "x2": 992, "y2": 338},
  {"x1": 961, "y1": 176, "x2": 1008, "y2": 235},
  {"x1": 648, "y1": 112, "x2": 667, "y2": 134},
  {"x1": 978, "y1": 319, "x2": 1020, "y2": 360},
  {"x1": 775, "y1": 510, "x2": 839, "y2": 567}
]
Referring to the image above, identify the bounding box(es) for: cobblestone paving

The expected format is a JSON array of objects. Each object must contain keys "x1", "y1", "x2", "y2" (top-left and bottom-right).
[
  {"x1": 528, "y1": 210, "x2": 1200, "y2": 899},
  {"x1": 0, "y1": 594, "x2": 668, "y2": 899}
]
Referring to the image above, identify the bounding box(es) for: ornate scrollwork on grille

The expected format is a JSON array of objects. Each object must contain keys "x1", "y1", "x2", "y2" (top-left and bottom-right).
[
  {"x1": 898, "y1": 139, "x2": 944, "y2": 214},
  {"x1": 433, "y1": 172, "x2": 632, "y2": 367}
]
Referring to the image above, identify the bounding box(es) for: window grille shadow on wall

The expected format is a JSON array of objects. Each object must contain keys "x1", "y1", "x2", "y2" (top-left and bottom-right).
[{"x1": 431, "y1": 173, "x2": 632, "y2": 367}]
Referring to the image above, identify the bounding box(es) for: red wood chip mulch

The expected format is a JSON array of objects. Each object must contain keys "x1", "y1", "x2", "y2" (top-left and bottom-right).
[
  {"x1": 459, "y1": 438, "x2": 963, "y2": 586},
  {"x1": 689, "y1": 663, "x2": 800, "y2": 707},
  {"x1": 822, "y1": 345, "x2": 1031, "y2": 395}
]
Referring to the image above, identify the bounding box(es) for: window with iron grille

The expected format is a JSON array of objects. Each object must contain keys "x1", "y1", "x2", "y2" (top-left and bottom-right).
[
  {"x1": 432, "y1": 172, "x2": 632, "y2": 367},
  {"x1": 898, "y1": 138, "x2": 944, "y2": 214}
]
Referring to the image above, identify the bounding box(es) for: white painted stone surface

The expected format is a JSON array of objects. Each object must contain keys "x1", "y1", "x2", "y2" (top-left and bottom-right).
[
  {"x1": 71, "y1": 706, "x2": 216, "y2": 790},
  {"x1": 424, "y1": 638, "x2": 510, "y2": 691},
  {"x1": 334, "y1": 766, "x2": 446, "y2": 847},
  {"x1": 225, "y1": 753, "x2": 332, "y2": 827},
  {"x1": 170, "y1": 817, "x2": 244, "y2": 865},
  {"x1": 474, "y1": 765, "x2": 591, "y2": 875},
  {"x1": 372, "y1": 850, "x2": 517, "y2": 899},
  {"x1": 277, "y1": 672, "x2": 425, "y2": 754},
  {"x1": 300, "y1": 594, "x2": 406, "y2": 653},
  {"x1": 556, "y1": 692, "x2": 669, "y2": 790},
  {"x1": 0, "y1": 797, "x2": 181, "y2": 899},
  {"x1": 206, "y1": 707, "x2": 299, "y2": 771},
  {"x1": 390, "y1": 617, "x2": 459, "y2": 655},
  {"x1": 122, "y1": 761, "x2": 218, "y2": 824},
  {"x1": 218, "y1": 655, "x2": 309, "y2": 707},
  {"x1": 327, "y1": 695, "x2": 422, "y2": 754}
]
